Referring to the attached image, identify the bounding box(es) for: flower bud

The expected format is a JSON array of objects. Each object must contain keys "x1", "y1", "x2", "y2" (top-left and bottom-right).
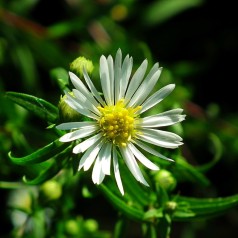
[
  {"x1": 70, "y1": 56, "x2": 94, "y2": 78},
  {"x1": 65, "y1": 219, "x2": 79, "y2": 235},
  {"x1": 40, "y1": 180, "x2": 62, "y2": 200},
  {"x1": 84, "y1": 219, "x2": 98, "y2": 232},
  {"x1": 58, "y1": 93, "x2": 81, "y2": 122},
  {"x1": 165, "y1": 201, "x2": 177, "y2": 211},
  {"x1": 154, "y1": 169, "x2": 177, "y2": 191}
]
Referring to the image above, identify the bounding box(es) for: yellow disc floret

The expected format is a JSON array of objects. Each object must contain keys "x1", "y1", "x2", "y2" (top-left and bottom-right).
[{"x1": 98, "y1": 99, "x2": 141, "y2": 147}]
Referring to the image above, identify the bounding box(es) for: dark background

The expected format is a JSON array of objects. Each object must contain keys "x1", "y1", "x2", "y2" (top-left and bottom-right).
[{"x1": 1, "y1": 0, "x2": 238, "y2": 237}]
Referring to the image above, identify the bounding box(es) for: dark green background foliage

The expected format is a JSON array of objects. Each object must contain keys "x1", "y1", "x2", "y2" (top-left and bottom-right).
[{"x1": 1, "y1": 0, "x2": 238, "y2": 237}]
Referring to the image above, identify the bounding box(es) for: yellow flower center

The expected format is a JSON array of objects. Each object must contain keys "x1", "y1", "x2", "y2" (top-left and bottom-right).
[{"x1": 98, "y1": 99, "x2": 141, "y2": 147}]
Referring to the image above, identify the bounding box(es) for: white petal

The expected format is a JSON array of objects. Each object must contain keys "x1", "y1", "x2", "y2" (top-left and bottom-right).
[
  {"x1": 128, "y1": 143, "x2": 159, "y2": 170},
  {"x1": 133, "y1": 139, "x2": 173, "y2": 161},
  {"x1": 83, "y1": 69, "x2": 105, "y2": 106},
  {"x1": 100, "y1": 55, "x2": 112, "y2": 105},
  {"x1": 137, "y1": 128, "x2": 183, "y2": 149},
  {"x1": 59, "y1": 126, "x2": 98, "y2": 142},
  {"x1": 65, "y1": 94, "x2": 99, "y2": 120},
  {"x1": 140, "y1": 84, "x2": 175, "y2": 114},
  {"x1": 56, "y1": 121, "x2": 96, "y2": 130},
  {"x1": 107, "y1": 55, "x2": 114, "y2": 105},
  {"x1": 114, "y1": 49, "x2": 122, "y2": 103},
  {"x1": 139, "y1": 109, "x2": 185, "y2": 128},
  {"x1": 69, "y1": 72, "x2": 89, "y2": 95},
  {"x1": 69, "y1": 72, "x2": 99, "y2": 107},
  {"x1": 119, "y1": 55, "x2": 133, "y2": 99},
  {"x1": 113, "y1": 147, "x2": 124, "y2": 195},
  {"x1": 92, "y1": 144, "x2": 107, "y2": 184},
  {"x1": 119, "y1": 147, "x2": 149, "y2": 186},
  {"x1": 72, "y1": 89, "x2": 100, "y2": 116},
  {"x1": 78, "y1": 140, "x2": 104, "y2": 171},
  {"x1": 72, "y1": 133, "x2": 102, "y2": 154},
  {"x1": 128, "y1": 67, "x2": 162, "y2": 107},
  {"x1": 92, "y1": 155, "x2": 101, "y2": 184},
  {"x1": 125, "y1": 59, "x2": 148, "y2": 103},
  {"x1": 102, "y1": 143, "x2": 112, "y2": 175}
]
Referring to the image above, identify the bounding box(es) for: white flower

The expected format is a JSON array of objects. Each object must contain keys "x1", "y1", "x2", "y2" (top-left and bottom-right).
[{"x1": 56, "y1": 49, "x2": 185, "y2": 195}]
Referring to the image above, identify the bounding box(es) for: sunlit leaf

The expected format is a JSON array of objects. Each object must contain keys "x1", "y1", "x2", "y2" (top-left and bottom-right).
[
  {"x1": 8, "y1": 139, "x2": 69, "y2": 165},
  {"x1": 5, "y1": 92, "x2": 58, "y2": 123}
]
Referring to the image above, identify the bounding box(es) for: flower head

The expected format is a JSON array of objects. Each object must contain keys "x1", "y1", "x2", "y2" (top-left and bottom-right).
[{"x1": 57, "y1": 49, "x2": 185, "y2": 195}]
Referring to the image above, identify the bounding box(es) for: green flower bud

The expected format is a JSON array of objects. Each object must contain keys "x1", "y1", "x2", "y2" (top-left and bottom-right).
[
  {"x1": 154, "y1": 169, "x2": 177, "y2": 191},
  {"x1": 65, "y1": 219, "x2": 79, "y2": 235},
  {"x1": 165, "y1": 201, "x2": 177, "y2": 212},
  {"x1": 58, "y1": 93, "x2": 81, "y2": 122},
  {"x1": 40, "y1": 180, "x2": 62, "y2": 200},
  {"x1": 70, "y1": 56, "x2": 94, "y2": 78},
  {"x1": 84, "y1": 219, "x2": 98, "y2": 232}
]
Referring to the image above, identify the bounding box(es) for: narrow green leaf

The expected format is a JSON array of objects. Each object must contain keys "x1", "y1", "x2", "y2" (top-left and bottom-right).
[
  {"x1": 173, "y1": 194, "x2": 238, "y2": 221},
  {"x1": 9, "y1": 139, "x2": 69, "y2": 165},
  {"x1": 0, "y1": 181, "x2": 26, "y2": 189},
  {"x1": 100, "y1": 184, "x2": 145, "y2": 222},
  {"x1": 197, "y1": 133, "x2": 223, "y2": 172},
  {"x1": 113, "y1": 219, "x2": 129, "y2": 238},
  {"x1": 144, "y1": 224, "x2": 157, "y2": 238},
  {"x1": 5, "y1": 92, "x2": 58, "y2": 123},
  {"x1": 157, "y1": 214, "x2": 172, "y2": 238},
  {"x1": 23, "y1": 147, "x2": 70, "y2": 185}
]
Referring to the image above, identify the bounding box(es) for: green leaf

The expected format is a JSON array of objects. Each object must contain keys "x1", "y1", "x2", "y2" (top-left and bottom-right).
[
  {"x1": 144, "y1": 208, "x2": 163, "y2": 220},
  {"x1": 144, "y1": 0, "x2": 204, "y2": 25},
  {"x1": 197, "y1": 133, "x2": 223, "y2": 172},
  {"x1": 119, "y1": 160, "x2": 151, "y2": 207},
  {"x1": 50, "y1": 67, "x2": 70, "y2": 92},
  {"x1": 173, "y1": 194, "x2": 238, "y2": 221},
  {"x1": 100, "y1": 184, "x2": 145, "y2": 222},
  {"x1": 5, "y1": 92, "x2": 58, "y2": 123},
  {"x1": 157, "y1": 214, "x2": 172, "y2": 238},
  {"x1": 113, "y1": 219, "x2": 129, "y2": 238},
  {"x1": 23, "y1": 147, "x2": 70, "y2": 185},
  {"x1": 175, "y1": 156, "x2": 210, "y2": 186},
  {"x1": 9, "y1": 139, "x2": 70, "y2": 165}
]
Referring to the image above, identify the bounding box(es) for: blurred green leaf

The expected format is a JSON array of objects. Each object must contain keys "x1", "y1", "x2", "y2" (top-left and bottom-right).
[
  {"x1": 5, "y1": 92, "x2": 59, "y2": 123},
  {"x1": 47, "y1": 20, "x2": 84, "y2": 39},
  {"x1": 144, "y1": 0, "x2": 204, "y2": 25},
  {"x1": 14, "y1": 44, "x2": 39, "y2": 91},
  {"x1": 144, "y1": 208, "x2": 163, "y2": 220},
  {"x1": 8, "y1": 139, "x2": 69, "y2": 165},
  {"x1": 31, "y1": 209, "x2": 46, "y2": 238},
  {"x1": 175, "y1": 156, "x2": 210, "y2": 186},
  {"x1": 100, "y1": 184, "x2": 145, "y2": 222},
  {"x1": 50, "y1": 67, "x2": 70, "y2": 92},
  {"x1": 197, "y1": 133, "x2": 223, "y2": 172}
]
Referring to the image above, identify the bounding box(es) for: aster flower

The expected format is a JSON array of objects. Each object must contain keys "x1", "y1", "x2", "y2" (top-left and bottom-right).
[{"x1": 56, "y1": 49, "x2": 185, "y2": 195}]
